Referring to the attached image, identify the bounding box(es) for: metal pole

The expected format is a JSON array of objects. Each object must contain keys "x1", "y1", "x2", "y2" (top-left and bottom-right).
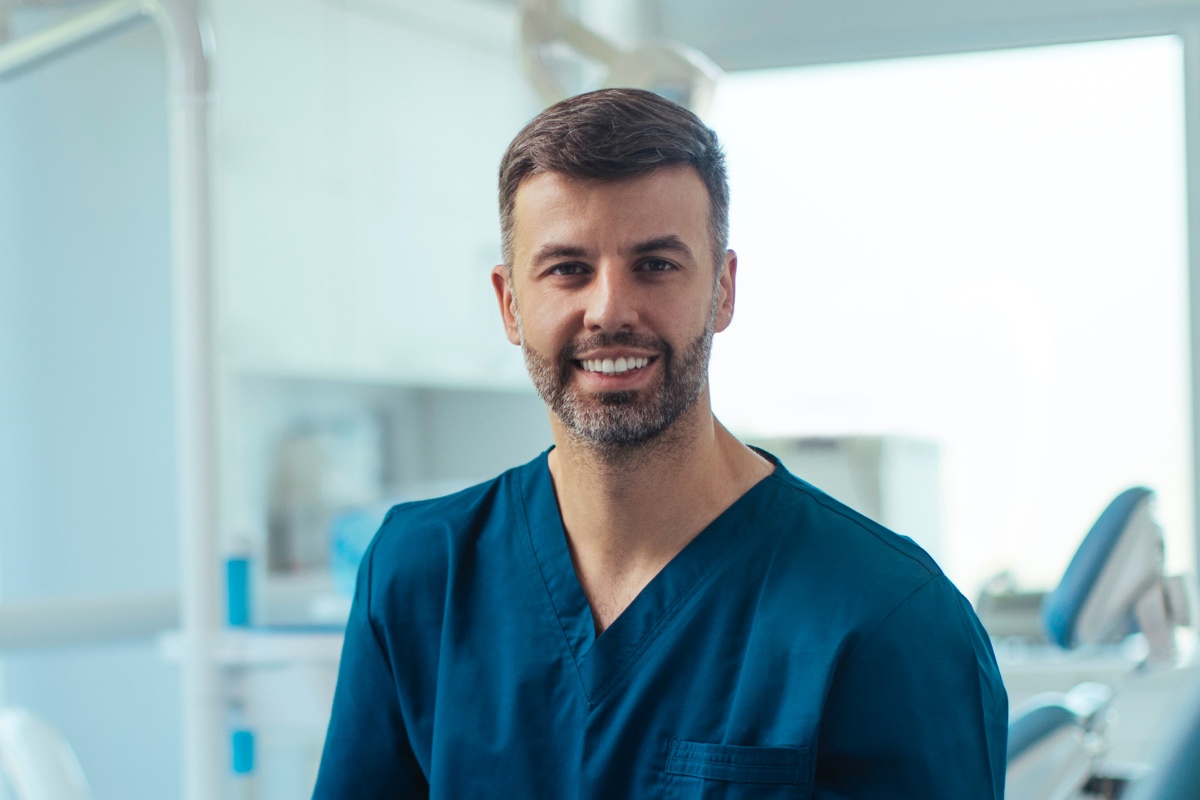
[
  {"x1": 150, "y1": 4, "x2": 219, "y2": 798},
  {"x1": 1182, "y1": 26, "x2": 1200, "y2": 588},
  {"x1": 0, "y1": 0, "x2": 153, "y2": 79},
  {"x1": 0, "y1": 592, "x2": 180, "y2": 650},
  {"x1": 0, "y1": 2, "x2": 218, "y2": 797}
]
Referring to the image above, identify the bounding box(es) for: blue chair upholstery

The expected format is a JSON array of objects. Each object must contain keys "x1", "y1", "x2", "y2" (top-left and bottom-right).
[
  {"x1": 1008, "y1": 699, "x2": 1080, "y2": 763},
  {"x1": 1006, "y1": 684, "x2": 1112, "y2": 799},
  {"x1": 1006, "y1": 487, "x2": 1176, "y2": 800},
  {"x1": 1041, "y1": 487, "x2": 1155, "y2": 650}
]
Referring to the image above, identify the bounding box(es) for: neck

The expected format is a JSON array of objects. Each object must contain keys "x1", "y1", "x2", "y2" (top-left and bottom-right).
[{"x1": 546, "y1": 388, "x2": 773, "y2": 620}]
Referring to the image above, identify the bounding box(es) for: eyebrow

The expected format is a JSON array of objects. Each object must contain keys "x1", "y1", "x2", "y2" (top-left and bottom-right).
[
  {"x1": 530, "y1": 244, "x2": 589, "y2": 269},
  {"x1": 630, "y1": 235, "x2": 694, "y2": 260}
]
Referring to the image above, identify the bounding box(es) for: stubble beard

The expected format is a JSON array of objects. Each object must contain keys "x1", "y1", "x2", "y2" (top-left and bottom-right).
[{"x1": 517, "y1": 307, "x2": 717, "y2": 455}]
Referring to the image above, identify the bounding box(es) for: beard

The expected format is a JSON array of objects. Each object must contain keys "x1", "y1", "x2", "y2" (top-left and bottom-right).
[{"x1": 519, "y1": 318, "x2": 715, "y2": 450}]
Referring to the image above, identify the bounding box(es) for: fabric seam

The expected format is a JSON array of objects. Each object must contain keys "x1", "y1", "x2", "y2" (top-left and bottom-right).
[
  {"x1": 953, "y1": 594, "x2": 1005, "y2": 799},
  {"x1": 364, "y1": 506, "x2": 397, "y2": 674},
  {"x1": 588, "y1": 524, "x2": 747, "y2": 706},
  {"x1": 513, "y1": 461, "x2": 593, "y2": 708},
  {"x1": 827, "y1": 575, "x2": 937, "y2": 690},
  {"x1": 765, "y1": 472, "x2": 938, "y2": 581}
]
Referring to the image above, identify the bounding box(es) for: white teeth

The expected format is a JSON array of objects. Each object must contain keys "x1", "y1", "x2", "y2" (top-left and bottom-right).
[{"x1": 581, "y1": 357, "x2": 650, "y2": 375}]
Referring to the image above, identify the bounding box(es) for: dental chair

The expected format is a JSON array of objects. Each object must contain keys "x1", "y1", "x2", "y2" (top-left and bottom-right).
[
  {"x1": 0, "y1": 709, "x2": 91, "y2": 800},
  {"x1": 1005, "y1": 487, "x2": 1193, "y2": 800},
  {"x1": 1006, "y1": 682, "x2": 1111, "y2": 800},
  {"x1": 1124, "y1": 675, "x2": 1200, "y2": 800}
]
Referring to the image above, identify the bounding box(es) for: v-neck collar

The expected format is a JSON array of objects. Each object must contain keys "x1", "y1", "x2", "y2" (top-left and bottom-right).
[{"x1": 513, "y1": 448, "x2": 783, "y2": 709}]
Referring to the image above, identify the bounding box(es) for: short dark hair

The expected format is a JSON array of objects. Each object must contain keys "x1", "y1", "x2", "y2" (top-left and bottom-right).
[{"x1": 498, "y1": 88, "x2": 729, "y2": 272}]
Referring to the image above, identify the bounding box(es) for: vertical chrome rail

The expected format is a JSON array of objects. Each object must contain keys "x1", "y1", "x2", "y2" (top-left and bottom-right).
[
  {"x1": 1183, "y1": 26, "x2": 1200, "y2": 600},
  {"x1": 0, "y1": 2, "x2": 218, "y2": 798}
]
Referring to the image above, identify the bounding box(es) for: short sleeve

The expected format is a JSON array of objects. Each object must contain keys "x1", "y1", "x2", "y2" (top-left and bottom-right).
[
  {"x1": 814, "y1": 577, "x2": 1008, "y2": 799},
  {"x1": 312, "y1": 529, "x2": 428, "y2": 799}
]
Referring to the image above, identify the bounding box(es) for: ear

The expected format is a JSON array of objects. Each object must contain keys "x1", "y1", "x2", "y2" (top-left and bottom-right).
[
  {"x1": 713, "y1": 250, "x2": 737, "y2": 333},
  {"x1": 492, "y1": 264, "x2": 523, "y2": 345}
]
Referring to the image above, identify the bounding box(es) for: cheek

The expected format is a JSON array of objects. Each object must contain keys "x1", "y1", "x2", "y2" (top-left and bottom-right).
[
  {"x1": 524, "y1": 295, "x2": 581, "y2": 340},
  {"x1": 662, "y1": 291, "x2": 717, "y2": 330}
]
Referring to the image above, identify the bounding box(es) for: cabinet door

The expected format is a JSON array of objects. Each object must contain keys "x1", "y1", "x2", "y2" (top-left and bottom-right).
[{"x1": 215, "y1": 0, "x2": 537, "y2": 388}]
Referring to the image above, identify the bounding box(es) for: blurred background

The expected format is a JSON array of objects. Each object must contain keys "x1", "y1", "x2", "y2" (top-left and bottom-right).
[{"x1": 0, "y1": 0, "x2": 1198, "y2": 797}]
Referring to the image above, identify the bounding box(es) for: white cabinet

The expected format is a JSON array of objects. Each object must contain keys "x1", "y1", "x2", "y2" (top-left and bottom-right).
[
  {"x1": 212, "y1": 376, "x2": 551, "y2": 797},
  {"x1": 197, "y1": 1, "x2": 549, "y2": 795},
  {"x1": 212, "y1": 0, "x2": 539, "y2": 387}
]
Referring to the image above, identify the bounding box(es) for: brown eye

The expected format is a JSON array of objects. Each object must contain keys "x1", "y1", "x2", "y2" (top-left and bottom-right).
[{"x1": 639, "y1": 258, "x2": 676, "y2": 273}]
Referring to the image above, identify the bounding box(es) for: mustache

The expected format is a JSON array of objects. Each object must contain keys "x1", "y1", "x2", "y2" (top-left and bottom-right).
[{"x1": 558, "y1": 331, "x2": 670, "y2": 363}]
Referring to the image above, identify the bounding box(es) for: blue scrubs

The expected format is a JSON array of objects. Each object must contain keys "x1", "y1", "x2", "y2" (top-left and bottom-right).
[{"x1": 314, "y1": 449, "x2": 1007, "y2": 798}]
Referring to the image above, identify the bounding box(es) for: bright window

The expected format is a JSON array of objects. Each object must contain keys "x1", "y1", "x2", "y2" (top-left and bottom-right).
[{"x1": 708, "y1": 37, "x2": 1193, "y2": 597}]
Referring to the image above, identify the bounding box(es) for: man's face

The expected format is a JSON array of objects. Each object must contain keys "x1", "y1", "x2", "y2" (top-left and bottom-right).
[{"x1": 492, "y1": 166, "x2": 736, "y2": 448}]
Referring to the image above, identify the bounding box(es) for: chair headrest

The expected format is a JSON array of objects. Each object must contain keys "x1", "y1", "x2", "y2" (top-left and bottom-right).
[{"x1": 1041, "y1": 487, "x2": 1160, "y2": 650}]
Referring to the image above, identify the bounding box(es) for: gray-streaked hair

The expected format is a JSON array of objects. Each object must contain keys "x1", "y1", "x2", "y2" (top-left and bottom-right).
[{"x1": 498, "y1": 88, "x2": 729, "y2": 273}]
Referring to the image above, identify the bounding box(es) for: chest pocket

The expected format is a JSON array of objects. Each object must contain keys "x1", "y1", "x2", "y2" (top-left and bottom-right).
[{"x1": 663, "y1": 739, "x2": 812, "y2": 800}]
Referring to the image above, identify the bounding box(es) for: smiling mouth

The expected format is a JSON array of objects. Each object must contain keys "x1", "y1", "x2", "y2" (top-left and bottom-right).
[{"x1": 576, "y1": 356, "x2": 654, "y2": 376}]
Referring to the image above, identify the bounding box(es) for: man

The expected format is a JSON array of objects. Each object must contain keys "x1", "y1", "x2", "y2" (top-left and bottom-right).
[{"x1": 314, "y1": 88, "x2": 1007, "y2": 798}]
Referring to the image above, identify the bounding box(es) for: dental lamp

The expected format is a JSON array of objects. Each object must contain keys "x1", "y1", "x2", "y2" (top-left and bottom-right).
[{"x1": 519, "y1": 0, "x2": 722, "y2": 117}]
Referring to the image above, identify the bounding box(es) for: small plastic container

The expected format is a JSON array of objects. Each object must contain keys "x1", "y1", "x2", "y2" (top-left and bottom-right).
[
  {"x1": 226, "y1": 554, "x2": 252, "y2": 628},
  {"x1": 329, "y1": 505, "x2": 393, "y2": 598}
]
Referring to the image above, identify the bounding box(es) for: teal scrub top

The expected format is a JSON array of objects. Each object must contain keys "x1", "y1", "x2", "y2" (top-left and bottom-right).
[{"x1": 314, "y1": 449, "x2": 1007, "y2": 798}]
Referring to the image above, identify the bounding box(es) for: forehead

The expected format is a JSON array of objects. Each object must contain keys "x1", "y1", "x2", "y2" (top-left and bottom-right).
[{"x1": 510, "y1": 166, "x2": 711, "y2": 261}]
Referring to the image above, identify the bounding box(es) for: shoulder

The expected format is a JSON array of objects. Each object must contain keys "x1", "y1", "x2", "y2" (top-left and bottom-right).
[
  {"x1": 745, "y1": 453, "x2": 985, "y2": 653},
  {"x1": 373, "y1": 474, "x2": 511, "y2": 553},
  {"x1": 360, "y1": 455, "x2": 535, "y2": 609},
  {"x1": 749, "y1": 459, "x2": 1006, "y2": 735},
  {"x1": 754, "y1": 460, "x2": 942, "y2": 592}
]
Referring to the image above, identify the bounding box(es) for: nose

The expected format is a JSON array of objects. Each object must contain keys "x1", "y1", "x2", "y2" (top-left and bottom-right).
[{"x1": 582, "y1": 265, "x2": 639, "y2": 332}]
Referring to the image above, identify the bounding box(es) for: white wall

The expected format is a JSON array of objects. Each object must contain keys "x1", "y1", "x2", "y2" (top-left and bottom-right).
[
  {"x1": 708, "y1": 38, "x2": 1193, "y2": 596},
  {"x1": 0, "y1": 14, "x2": 181, "y2": 800},
  {"x1": 1, "y1": 1, "x2": 543, "y2": 794},
  {"x1": 204, "y1": 0, "x2": 546, "y2": 793},
  {"x1": 211, "y1": 0, "x2": 540, "y2": 388},
  {"x1": 658, "y1": 0, "x2": 1200, "y2": 69}
]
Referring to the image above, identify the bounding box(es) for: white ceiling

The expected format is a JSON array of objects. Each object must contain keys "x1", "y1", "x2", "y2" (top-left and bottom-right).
[{"x1": 648, "y1": 0, "x2": 1200, "y2": 70}]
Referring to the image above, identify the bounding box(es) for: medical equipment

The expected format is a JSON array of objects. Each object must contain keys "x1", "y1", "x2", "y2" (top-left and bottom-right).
[
  {"x1": 1006, "y1": 487, "x2": 1194, "y2": 800},
  {"x1": 1006, "y1": 682, "x2": 1112, "y2": 800},
  {"x1": 0, "y1": 3, "x2": 218, "y2": 797},
  {"x1": 0, "y1": 709, "x2": 91, "y2": 800},
  {"x1": 1042, "y1": 488, "x2": 1191, "y2": 661},
  {"x1": 1124, "y1": 677, "x2": 1200, "y2": 799},
  {"x1": 518, "y1": 0, "x2": 721, "y2": 115},
  {"x1": 268, "y1": 415, "x2": 383, "y2": 573}
]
